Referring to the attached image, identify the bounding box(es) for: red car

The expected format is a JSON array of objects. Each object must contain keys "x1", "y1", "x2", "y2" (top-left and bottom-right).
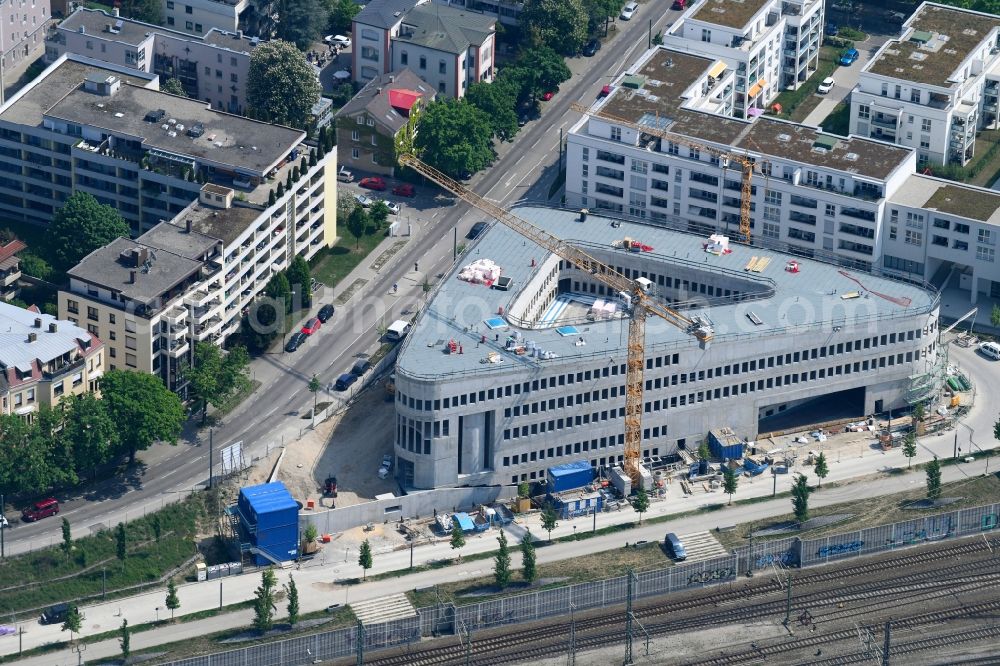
[
  {"x1": 542, "y1": 91, "x2": 555, "y2": 101},
  {"x1": 359, "y1": 176, "x2": 386, "y2": 191},
  {"x1": 392, "y1": 183, "x2": 415, "y2": 197},
  {"x1": 301, "y1": 317, "x2": 322, "y2": 335},
  {"x1": 599, "y1": 85, "x2": 613, "y2": 98},
  {"x1": 22, "y1": 497, "x2": 59, "y2": 522}
]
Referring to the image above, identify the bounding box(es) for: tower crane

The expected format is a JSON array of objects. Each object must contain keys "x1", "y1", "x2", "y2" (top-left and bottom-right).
[
  {"x1": 397, "y1": 153, "x2": 713, "y2": 486},
  {"x1": 570, "y1": 103, "x2": 758, "y2": 244}
]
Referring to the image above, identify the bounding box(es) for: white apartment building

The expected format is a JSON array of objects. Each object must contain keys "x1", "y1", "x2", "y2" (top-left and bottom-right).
[
  {"x1": 352, "y1": 0, "x2": 495, "y2": 98},
  {"x1": 430, "y1": 0, "x2": 521, "y2": 27},
  {"x1": 0, "y1": 0, "x2": 50, "y2": 75},
  {"x1": 159, "y1": 0, "x2": 274, "y2": 38},
  {"x1": 46, "y1": 8, "x2": 256, "y2": 114},
  {"x1": 664, "y1": 0, "x2": 823, "y2": 118},
  {"x1": 849, "y1": 2, "x2": 1000, "y2": 167},
  {"x1": 566, "y1": 47, "x2": 916, "y2": 274}
]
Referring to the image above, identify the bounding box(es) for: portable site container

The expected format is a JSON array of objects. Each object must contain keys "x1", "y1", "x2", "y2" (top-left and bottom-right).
[
  {"x1": 708, "y1": 429, "x2": 745, "y2": 461},
  {"x1": 237, "y1": 481, "x2": 299, "y2": 566},
  {"x1": 452, "y1": 512, "x2": 476, "y2": 533},
  {"x1": 547, "y1": 460, "x2": 594, "y2": 493},
  {"x1": 548, "y1": 489, "x2": 604, "y2": 519}
]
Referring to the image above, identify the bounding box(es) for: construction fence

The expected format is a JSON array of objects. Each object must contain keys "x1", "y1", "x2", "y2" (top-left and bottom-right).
[{"x1": 161, "y1": 501, "x2": 1000, "y2": 666}]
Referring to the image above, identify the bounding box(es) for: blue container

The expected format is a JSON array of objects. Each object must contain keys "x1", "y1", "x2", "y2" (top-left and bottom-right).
[
  {"x1": 547, "y1": 461, "x2": 594, "y2": 493},
  {"x1": 708, "y1": 431, "x2": 745, "y2": 461},
  {"x1": 238, "y1": 482, "x2": 300, "y2": 565}
]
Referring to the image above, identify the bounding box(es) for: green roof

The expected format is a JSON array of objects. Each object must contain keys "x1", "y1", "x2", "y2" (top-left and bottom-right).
[
  {"x1": 814, "y1": 135, "x2": 839, "y2": 150},
  {"x1": 910, "y1": 30, "x2": 933, "y2": 43},
  {"x1": 622, "y1": 74, "x2": 646, "y2": 89}
]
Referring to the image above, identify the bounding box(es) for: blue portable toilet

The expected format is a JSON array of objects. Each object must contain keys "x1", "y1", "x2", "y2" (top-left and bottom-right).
[{"x1": 237, "y1": 482, "x2": 299, "y2": 566}]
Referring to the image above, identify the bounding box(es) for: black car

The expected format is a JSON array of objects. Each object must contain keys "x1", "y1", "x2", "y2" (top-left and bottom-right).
[
  {"x1": 582, "y1": 39, "x2": 601, "y2": 57},
  {"x1": 41, "y1": 603, "x2": 69, "y2": 625},
  {"x1": 285, "y1": 331, "x2": 306, "y2": 352},
  {"x1": 334, "y1": 373, "x2": 358, "y2": 391},
  {"x1": 467, "y1": 221, "x2": 488, "y2": 239},
  {"x1": 317, "y1": 304, "x2": 335, "y2": 323},
  {"x1": 351, "y1": 359, "x2": 372, "y2": 376}
]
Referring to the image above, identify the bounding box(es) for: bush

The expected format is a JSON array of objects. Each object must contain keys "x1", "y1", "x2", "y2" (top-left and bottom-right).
[{"x1": 19, "y1": 253, "x2": 52, "y2": 281}]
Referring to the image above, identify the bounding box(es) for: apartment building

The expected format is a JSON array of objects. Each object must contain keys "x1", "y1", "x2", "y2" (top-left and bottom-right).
[
  {"x1": 0, "y1": 0, "x2": 50, "y2": 76},
  {"x1": 159, "y1": 0, "x2": 274, "y2": 39},
  {"x1": 0, "y1": 239, "x2": 25, "y2": 301},
  {"x1": 849, "y1": 2, "x2": 1000, "y2": 167},
  {"x1": 664, "y1": 0, "x2": 823, "y2": 117},
  {"x1": 46, "y1": 8, "x2": 256, "y2": 114},
  {"x1": 430, "y1": 0, "x2": 521, "y2": 27},
  {"x1": 335, "y1": 68, "x2": 434, "y2": 176},
  {"x1": 60, "y1": 164, "x2": 337, "y2": 390},
  {"x1": 566, "y1": 47, "x2": 916, "y2": 273},
  {"x1": 352, "y1": 0, "x2": 496, "y2": 98},
  {"x1": 392, "y1": 204, "x2": 939, "y2": 489},
  {"x1": 0, "y1": 301, "x2": 104, "y2": 417}
]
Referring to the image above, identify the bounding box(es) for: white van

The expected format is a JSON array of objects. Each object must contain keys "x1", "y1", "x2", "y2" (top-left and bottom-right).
[
  {"x1": 979, "y1": 341, "x2": 1000, "y2": 360},
  {"x1": 385, "y1": 319, "x2": 411, "y2": 343}
]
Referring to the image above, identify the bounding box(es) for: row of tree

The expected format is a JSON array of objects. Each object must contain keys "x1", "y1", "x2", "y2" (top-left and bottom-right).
[
  {"x1": 521, "y1": 0, "x2": 633, "y2": 56},
  {"x1": 239, "y1": 255, "x2": 314, "y2": 354}
]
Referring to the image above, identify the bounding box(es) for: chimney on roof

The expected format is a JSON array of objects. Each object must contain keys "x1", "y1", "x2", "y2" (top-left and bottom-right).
[
  {"x1": 129, "y1": 270, "x2": 137, "y2": 284},
  {"x1": 33, "y1": 317, "x2": 41, "y2": 328},
  {"x1": 48, "y1": 322, "x2": 57, "y2": 333},
  {"x1": 377, "y1": 87, "x2": 382, "y2": 94},
  {"x1": 186, "y1": 218, "x2": 192, "y2": 233},
  {"x1": 237, "y1": 29, "x2": 243, "y2": 38},
  {"x1": 389, "y1": 75, "x2": 394, "y2": 83},
  {"x1": 27, "y1": 332, "x2": 37, "y2": 343}
]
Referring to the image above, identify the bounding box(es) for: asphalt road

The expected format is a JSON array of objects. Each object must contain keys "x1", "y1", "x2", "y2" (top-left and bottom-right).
[{"x1": 0, "y1": 2, "x2": 684, "y2": 556}]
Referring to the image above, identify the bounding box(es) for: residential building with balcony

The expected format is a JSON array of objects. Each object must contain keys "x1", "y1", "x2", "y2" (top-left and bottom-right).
[
  {"x1": 0, "y1": 0, "x2": 50, "y2": 75},
  {"x1": 60, "y1": 166, "x2": 337, "y2": 391},
  {"x1": 664, "y1": 0, "x2": 823, "y2": 117},
  {"x1": 849, "y1": 2, "x2": 1000, "y2": 167},
  {"x1": 335, "y1": 68, "x2": 434, "y2": 177},
  {"x1": 352, "y1": 0, "x2": 496, "y2": 98},
  {"x1": 0, "y1": 239, "x2": 25, "y2": 301},
  {"x1": 159, "y1": 0, "x2": 274, "y2": 38},
  {"x1": 566, "y1": 46, "x2": 916, "y2": 272},
  {"x1": 430, "y1": 0, "x2": 521, "y2": 27},
  {"x1": 0, "y1": 301, "x2": 104, "y2": 417},
  {"x1": 45, "y1": 8, "x2": 256, "y2": 114}
]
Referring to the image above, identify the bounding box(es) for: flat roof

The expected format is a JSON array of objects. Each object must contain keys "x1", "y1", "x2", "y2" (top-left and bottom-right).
[
  {"x1": 889, "y1": 173, "x2": 1000, "y2": 224},
  {"x1": 59, "y1": 8, "x2": 156, "y2": 46},
  {"x1": 396, "y1": 206, "x2": 935, "y2": 381},
  {"x1": 178, "y1": 201, "x2": 264, "y2": 246},
  {"x1": 138, "y1": 219, "x2": 220, "y2": 259},
  {"x1": 596, "y1": 47, "x2": 912, "y2": 180},
  {"x1": 866, "y1": 3, "x2": 1000, "y2": 88},
  {"x1": 0, "y1": 302, "x2": 94, "y2": 373},
  {"x1": 68, "y1": 236, "x2": 203, "y2": 303},
  {"x1": 689, "y1": 0, "x2": 771, "y2": 29}
]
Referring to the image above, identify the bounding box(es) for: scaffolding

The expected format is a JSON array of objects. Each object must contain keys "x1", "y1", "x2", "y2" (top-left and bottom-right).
[{"x1": 907, "y1": 343, "x2": 946, "y2": 406}]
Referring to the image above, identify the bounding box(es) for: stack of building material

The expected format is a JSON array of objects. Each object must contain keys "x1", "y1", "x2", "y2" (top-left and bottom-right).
[{"x1": 457, "y1": 259, "x2": 502, "y2": 285}]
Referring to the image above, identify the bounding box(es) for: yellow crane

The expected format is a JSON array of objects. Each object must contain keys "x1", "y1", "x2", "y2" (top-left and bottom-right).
[
  {"x1": 397, "y1": 154, "x2": 713, "y2": 486},
  {"x1": 570, "y1": 103, "x2": 758, "y2": 244}
]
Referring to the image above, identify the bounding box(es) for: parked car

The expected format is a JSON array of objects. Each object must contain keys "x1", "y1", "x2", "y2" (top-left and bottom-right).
[
  {"x1": 518, "y1": 113, "x2": 529, "y2": 127},
  {"x1": 337, "y1": 167, "x2": 354, "y2": 183},
  {"x1": 325, "y1": 34, "x2": 351, "y2": 48},
  {"x1": 383, "y1": 200, "x2": 401, "y2": 214},
  {"x1": 824, "y1": 22, "x2": 838, "y2": 36},
  {"x1": 664, "y1": 532, "x2": 687, "y2": 561},
  {"x1": 979, "y1": 341, "x2": 1000, "y2": 360},
  {"x1": 599, "y1": 84, "x2": 613, "y2": 98},
  {"x1": 839, "y1": 48, "x2": 859, "y2": 66},
  {"x1": 301, "y1": 317, "x2": 322, "y2": 336},
  {"x1": 541, "y1": 91, "x2": 555, "y2": 101},
  {"x1": 21, "y1": 498, "x2": 59, "y2": 522},
  {"x1": 359, "y1": 176, "x2": 387, "y2": 191},
  {"x1": 582, "y1": 39, "x2": 601, "y2": 57},
  {"x1": 354, "y1": 193, "x2": 373, "y2": 208},
  {"x1": 334, "y1": 373, "x2": 358, "y2": 391},
  {"x1": 40, "y1": 603, "x2": 70, "y2": 625},
  {"x1": 317, "y1": 304, "x2": 335, "y2": 322},
  {"x1": 467, "y1": 221, "x2": 488, "y2": 239},
  {"x1": 392, "y1": 183, "x2": 415, "y2": 197},
  {"x1": 285, "y1": 331, "x2": 306, "y2": 352},
  {"x1": 671, "y1": 0, "x2": 686, "y2": 9},
  {"x1": 817, "y1": 77, "x2": 835, "y2": 94},
  {"x1": 620, "y1": 1, "x2": 638, "y2": 19},
  {"x1": 0, "y1": 513, "x2": 8, "y2": 528},
  {"x1": 378, "y1": 454, "x2": 393, "y2": 479},
  {"x1": 350, "y1": 358, "x2": 372, "y2": 376}
]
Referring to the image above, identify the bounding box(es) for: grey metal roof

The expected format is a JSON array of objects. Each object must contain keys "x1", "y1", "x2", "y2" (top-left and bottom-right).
[
  {"x1": 335, "y1": 68, "x2": 435, "y2": 134},
  {"x1": 396, "y1": 205, "x2": 936, "y2": 380},
  {"x1": 354, "y1": 0, "x2": 421, "y2": 29},
  {"x1": 394, "y1": 3, "x2": 496, "y2": 54},
  {"x1": 0, "y1": 302, "x2": 94, "y2": 374}
]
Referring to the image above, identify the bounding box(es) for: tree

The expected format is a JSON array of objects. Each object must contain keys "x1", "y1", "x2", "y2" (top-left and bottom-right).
[
  {"x1": 119, "y1": 619, "x2": 131, "y2": 659},
  {"x1": 902, "y1": 432, "x2": 918, "y2": 469},
  {"x1": 521, "y1": 530, "x2": 537, "y2": 583},
  {"x1": 698, "y1": 441, "x2": 711, "y2": 461},
  {"x1": 327, "y1": 0, "x2": 361, "y2": 34},
  {"x1": 517, "y1": 482, "x2": 531, "y2": 499},
  {"x1": 62, "y1": 605, "x2": 82, "y2": 641},
  {"x1": 0, "y1": 413, "x2": 64, "y2": 494},
  {"x1": 450, "y1": 522, "x2": 466, "y2": 559},
  {"x1": 414, "y1": 99, "x2": 494, "y2": 179},
  {"x1": 100, "y1": 370, "x2": 185, "y2": 465},
  {"x1": 266, "y1": 271, "x2": 293, "y2": 315},
  {"x1": 61, "y1": 518, "x2": 72, "y2": 554},
  {"x1": 913, "y1": 402, "x2": 925, "y2": 423},
  {"x1": 631, "y1": 486, "x2": 649, "y2": 524},
  {"x1": 308, "y1": 374, "x2": 322, "y2": 427},
  {"x1": 992, "y1": 303, "x2": 1000, "y2": 328},
  {"x1": 304, "y1": 522, "x2": 318, "y2": 544},
  {"x1": 358, "y1": 539, "x2": 373, "y2": 580},
  {"x1": 285, "y1": 574, "x2": 300, "y2": 626},
  {"x1": 248, "y1": 40, "x2": 321, "y2": 129},
  {"x1": 184, "y1": 343, "x2": 252, "y2": 424},
  {"x1": 252, "y1": 568, "x2": 278, "y2": 633},
  {"x1": 722, "y1": 466, "x2": 738, "y2": 505},
  {"x1": 19, "y1": 253, "x2": 51, "y2": 281},
  {"x1": 152, "y1": 513, "x2": 163, "y2": 542},
  {"x1": 115, "y1": 522, "x2": 128, "y2": 568},
  {"x1": 164, "y1": 579, "x2": 180, "y2": 619},
  {"x1": 519, "y1": 46, "x2": 572, "y2": 98},
  {"x1": 368, "y1": 200, "x2": 391, "y2": 232},
  {"x1": 51, "y1": 192, "x2": 130, "y2": 271},
  {"x1": 520, "y1": 0, "x2": 588, "y2": 56},
  {"x1": 814, "y1": 452, "x2": 829, "y2": 488},
  {"x1": 926, "y1": 456, "x2": 942, "y2": 501},
  {"x1": 466, "y1": 81, "x2": 519, "y2": 142},
  {"x1": 276, "y1": 0, "x2": 329, "y2": 49},
  {"x1": 791, "y1": 474, "x2": 811, "y2": 523},
  {"x1": 492, "y1": 530, "x2": 512, "y2": 589},
  {"x1": 161, "y1": 78, "x2": 188, "y2": 97},
  {"x1": 652, "y1": 30, "x2": 663, "y2": 46},
  {"x1": 346, "y1": 204, "x2": 369, "y2": 248},
  {"x1": 119, "y1": 0, "x2": 162, "y2": 24},
  {"x1": 540, "y1": 502, "x2": 558, "y2": 542},
  {"x1": 286, "y1": 255, "x2": 312, "y2": 307},
  {"x1": 64, "y1": 393, "x2": 117, "y2": 477}
]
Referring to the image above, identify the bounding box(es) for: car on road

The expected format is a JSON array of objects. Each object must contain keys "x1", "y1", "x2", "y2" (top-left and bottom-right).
[
  {"x1": 301, "y1": 317, "x2": 322, "y2": 336},
  {"x1": 285, "y1": 331, "x2": 306, "y2": 352},
  {"x1": 392, "y1": 183, "x2": 415, "y2": 197},
  {"x1": 350, "y1": 358, "x2": 372, "y2": 376},
  {"x1": 839, "y1": 48, "x2": 859, "y2": 66},
  {"x1": 324, "y1": 35, "x2": 351, "y2": 48},
  {"x1": 378, "y1": 454, "x2": 393, "y2": 479},
  {"x1": 317, "y1": 304, "x2": 335, "y2": 322},
  {"x1": 979, "y1": 341, "x2": 1000, "y2": 360},
  {"x1": 620, "y1": 1, "x2": 638, "y2": 19},
  {"x1": 40, "y1": 603, "x2": 70, "y2": 625},
  {"x1": 541, "y1": 91, "x2": 554, "y2": 101},
  {"x1": 21, "y1": 498, "x2": 59, "y2": 522},
  {"x1": 467, "y1": 221, "x2": 488, "y2": 239},
  {"x1": 382, "y1": 200, "x2": 401, "y2": 214},
  {"x1": 664, "y1": 532, "x2": 687, "y2": 561},
  {"x1": 599, "y1": 84, "x2": 613, "y2": 98},
  {"x1": 359, "y1": 176, "x2": 387, "y2": 191},
  {"x1": 334, "y1": 372, "x2": 358, "y2": 391},
  {"x1": 582, "y1": 39, "x2": 601, "y2": 57},
  {"x1": 671, "y1": 0, "x2": 686, "y2": 9},
  {"x1": 354, "y1": 193, "x2": 373, "y2": 208},
  {"x1": 817, "y1": 77, "x2": 835, "y2": 94},
  {"x1": 337, "y1": 167, "x2": 354, "y2": 183}
]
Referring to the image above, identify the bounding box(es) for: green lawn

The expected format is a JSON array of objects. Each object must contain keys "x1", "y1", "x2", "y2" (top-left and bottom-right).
[
  {"x1": 770, "y1": 46, "x2": 840, "y2": 122},
  {"x1": 819, "y1": 102, "x2": 850, "y2": 136},
  {"x1": 309, "y1": 231, "x2": 386, "y2": 289}
]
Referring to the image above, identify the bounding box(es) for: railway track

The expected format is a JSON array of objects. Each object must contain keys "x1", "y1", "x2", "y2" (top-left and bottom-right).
[{"x1": 358, "y1": 538, "x2": 999, "y2": 666}]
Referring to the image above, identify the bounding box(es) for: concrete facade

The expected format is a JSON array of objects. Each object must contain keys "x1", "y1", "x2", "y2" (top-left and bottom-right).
[{"x1": 0, "y1": 0, "x2": 50, "y2": 73}]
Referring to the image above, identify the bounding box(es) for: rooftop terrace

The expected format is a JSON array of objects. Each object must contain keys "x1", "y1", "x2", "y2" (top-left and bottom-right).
[
  {"x1": 689, "y1": 0, "x2": 772, "y2": 29},
  {"x1": 889, "y1": 173, "x2": 1000, "y2": 224},
  {"x1": 396, "y1": 205, "x2": 936, "y2": 381},
  {"x1": 69, "y1": 237, "x2": 203, "y2": 305}
]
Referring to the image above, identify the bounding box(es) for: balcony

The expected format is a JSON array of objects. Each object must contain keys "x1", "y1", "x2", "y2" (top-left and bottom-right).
[
  {"x1": 167, "y1": 339, "x2": 190, "y2": 358},
  {"x1": 595, "y1": 166, "x2": 625, "y2": 181},
  {"x1": 789, "y1": 211, "x2": 816, "y2": 225},
  {"x1": 839, "y1": 222, "x2": 875, "y2": 239},
  {"x1": 841, "y1": 207, "x2": 877, "y2": 222},
  {"x1": 870, "y1": 115, "x2": 898, "y2": 129},
  {"x1": 789, "y1": 195, "x2": 818, "y2": 209},
  {"x1": 688, "y1": 188, "x2": 718, "y2": 204}
]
